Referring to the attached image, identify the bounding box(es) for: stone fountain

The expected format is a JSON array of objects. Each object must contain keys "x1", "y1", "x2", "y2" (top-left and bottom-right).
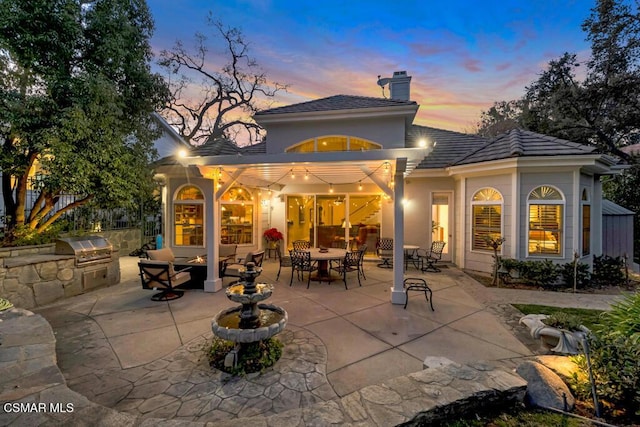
[{"x1": 212, "y1": 262, "x2": 287, "y2": 347}]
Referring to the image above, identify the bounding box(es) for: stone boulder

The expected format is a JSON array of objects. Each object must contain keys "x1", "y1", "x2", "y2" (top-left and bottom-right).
[{"x1": 516, "y1": 360, "x2": 575, "y2": 411}]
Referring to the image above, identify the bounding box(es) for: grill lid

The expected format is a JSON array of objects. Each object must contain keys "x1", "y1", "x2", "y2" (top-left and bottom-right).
[{"x1": 55, "y1": 236, "x2": 113, "y2": 256}]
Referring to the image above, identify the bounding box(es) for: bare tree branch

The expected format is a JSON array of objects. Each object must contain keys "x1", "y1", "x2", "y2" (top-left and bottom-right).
[{"x1": 158, "y1": 15, "x2": 288, "y2": 145}]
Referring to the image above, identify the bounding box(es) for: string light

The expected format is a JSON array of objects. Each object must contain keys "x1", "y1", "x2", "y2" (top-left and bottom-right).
[{"x1": 216, "y1": 160, "x2": 393, "y2": 196}]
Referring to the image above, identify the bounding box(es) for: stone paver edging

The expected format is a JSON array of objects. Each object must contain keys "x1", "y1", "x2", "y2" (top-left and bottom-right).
[{"x1": 0, "y1": 308, "x2": 527, "y2": 426}]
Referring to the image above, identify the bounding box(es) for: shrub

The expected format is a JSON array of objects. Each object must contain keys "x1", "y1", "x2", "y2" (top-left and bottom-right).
[
  {"x1": 5, "y1": 223, "x2": 65, "y2": 247},
  {"x1": 559, "y1": 261, "x2": 591, "y2": 289},
  {"x1": 500, "y1": 258, "x2": 521, "y2": 275},
  {"x1": 519, "y1": 259, "x2": 559, "y2": 288},
  {"x1": 206, "y1": 337, "x2": 283, "y2": 376},
  {"x1": 571, "y1": 292, "x2": 640, "y2": 421},
  {"x1": 591, "y1": 254, "x2": 625, "y2": 287},
  {"x1": 541, "y1": 311, "x2": 584, "y2": 332}
]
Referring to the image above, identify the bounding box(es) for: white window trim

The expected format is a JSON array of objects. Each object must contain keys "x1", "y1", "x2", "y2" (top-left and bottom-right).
[
  {"x1": 526, "y1": 185, "x2": 565, "y2": 258},
  {"x1": 173, "y1": 184, "x2": 205, "y2": 247},
  {"x1": 581, "y1": 188, "x2": 591, "y2": 257},
  {"x1": 470, "y1": 187, "x2": 504, "y2": 254},
  {"x1": 285, "y1": 135, "x2": 382, "y2": 153}
]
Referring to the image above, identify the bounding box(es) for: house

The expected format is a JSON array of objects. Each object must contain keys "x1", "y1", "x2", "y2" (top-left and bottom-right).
[{"x1": 156, "y1": 71, "x2": 626, "y2": 303}]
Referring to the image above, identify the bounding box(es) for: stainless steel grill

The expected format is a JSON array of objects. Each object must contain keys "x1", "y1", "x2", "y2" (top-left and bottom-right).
[{"x1": 55, "y1": 236, "x2": 114, "y2": 266}]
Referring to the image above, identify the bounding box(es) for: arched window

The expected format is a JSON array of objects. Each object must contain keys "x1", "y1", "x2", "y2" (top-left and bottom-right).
[
  {"x1": 286, "y1": 135, "x2": 381, "y2": 153},
  {"x1": 527, "y1": 186, "x2": 564, "y2": 256},
  {"x1": 220, "y1": 187, "x2": 254, "y2": 245},
  {"x1": 581, "y1": 189, "x2": 590, "y2": 256},
  {"x1": 174, "y1": 185, "x2": 204, "y2": 246},
  {"x1": 471, "y1": 188, "x2": 503, "y2": 251}
]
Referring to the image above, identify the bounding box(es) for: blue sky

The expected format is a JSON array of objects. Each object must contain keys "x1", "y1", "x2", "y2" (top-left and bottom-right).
[{"x1": 147, "y1": 0, "x2": 594, "y2": 133}]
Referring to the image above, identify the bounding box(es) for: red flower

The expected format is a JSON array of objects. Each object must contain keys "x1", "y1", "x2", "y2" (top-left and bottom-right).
[{"x1": 263, "y1": 228, "x2": 283, "y2": 242}]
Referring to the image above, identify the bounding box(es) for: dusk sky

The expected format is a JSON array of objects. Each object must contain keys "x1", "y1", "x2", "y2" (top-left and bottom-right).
[{"x1": 147, "y1": 0, "x2": 595, "y2": 134}]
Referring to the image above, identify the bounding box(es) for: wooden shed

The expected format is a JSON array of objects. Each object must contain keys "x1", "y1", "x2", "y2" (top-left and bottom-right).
[{"x1": 602, "y1": 199, "x2": 635, "y2": 260}]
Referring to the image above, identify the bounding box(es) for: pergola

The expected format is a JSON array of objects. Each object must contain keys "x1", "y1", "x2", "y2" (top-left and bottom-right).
[{"x1": 178, "y1": 146, "x2": 431, "y2": 304}]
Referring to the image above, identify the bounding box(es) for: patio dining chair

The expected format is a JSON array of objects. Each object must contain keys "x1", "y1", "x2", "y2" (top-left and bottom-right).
[
  {"x1": 357, "y1": 244, "x2": 367, "y2": 280},
  {"x1": 275, "y1": 243, "x2": 292, "y2": 281},
  {"x1": 418, "y1": 241, "x2": 446, "y2": 272},
  {"x1": 290, "y1": 250, "x2": 318, "y2": 288},
  {"x1": 330, "y1": 250, "x2": 362, "y2": 290},
  {"x1": 292, "y1": 240, "x2": 311, "y2": 250},
  {"x1": 376, "y1": 237, "x2": 394, "y2": 268}
]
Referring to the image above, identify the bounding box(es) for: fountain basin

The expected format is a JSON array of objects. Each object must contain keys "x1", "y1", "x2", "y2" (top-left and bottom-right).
[
  {"x1": 226, "y1": 283, "x2": 273, "y2": 304},
  {"x1": 519, "y1": 314, "x2": 588, "y2": 354},
  {"x1": 212, "y1": 304, "x2": 288, "y2": 343}
]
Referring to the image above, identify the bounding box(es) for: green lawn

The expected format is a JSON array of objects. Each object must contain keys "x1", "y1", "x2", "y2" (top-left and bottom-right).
[{"x1": 512, "y1": 304, "x2": 605, "y2": 331}]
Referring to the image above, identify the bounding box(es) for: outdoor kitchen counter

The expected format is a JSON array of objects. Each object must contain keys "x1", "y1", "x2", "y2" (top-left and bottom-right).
[{"x1": 1, "y1": 253, "x2": 74, "y2": 268}]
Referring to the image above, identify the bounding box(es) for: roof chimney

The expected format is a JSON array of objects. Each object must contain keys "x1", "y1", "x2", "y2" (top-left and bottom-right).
[{"x1": 389, "y1": 71, "x2": 411, "y2": 101}]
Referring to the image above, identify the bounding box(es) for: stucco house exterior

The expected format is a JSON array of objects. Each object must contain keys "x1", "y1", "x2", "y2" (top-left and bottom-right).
[{"x1": 156, "y1": 71, "x2": 626, "y2": 303}]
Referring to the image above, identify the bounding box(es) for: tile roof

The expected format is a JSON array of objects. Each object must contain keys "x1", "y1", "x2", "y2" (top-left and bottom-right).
[
  {"x1": 255, "y1": 95, "x2": 417, "y2": 116},
  {"x1": 190, "y1": 139, "x2": 267, "y2": 156},
  {"x1": 407, "y1": 125, "x2": 488, "y2": 169},
  {"x1": 453, "y1": 128, "x2": 597, "y2": 166}
]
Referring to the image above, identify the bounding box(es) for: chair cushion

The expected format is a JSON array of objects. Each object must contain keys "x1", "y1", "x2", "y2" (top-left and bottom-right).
[
  {"x1": 225, "y1": 265, "x2": 243, "y2": 276},
  {"x1": 147, "y1": 248, "x2": 176, "y2": 262},
  {"x1": 219, "y1": 244, "x2": 238, "y2": 258}
]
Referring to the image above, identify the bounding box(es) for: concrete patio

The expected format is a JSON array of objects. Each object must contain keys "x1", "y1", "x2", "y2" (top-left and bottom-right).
[{"x1": 23, "y1": 254, "x2": 619, "y2": 423}]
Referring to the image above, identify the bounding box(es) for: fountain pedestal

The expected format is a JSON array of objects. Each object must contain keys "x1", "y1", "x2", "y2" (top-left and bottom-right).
[{"x1": 211, "y1": 262, "x2": 288, "y2": 344}]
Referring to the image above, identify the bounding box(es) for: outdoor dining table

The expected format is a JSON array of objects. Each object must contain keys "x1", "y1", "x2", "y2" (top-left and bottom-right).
[
  {"x1": 308, "y1": 248, "x2": 347, "y2": 282},
  {"x1": 404, "y1": 245, "x2": 420, "y2": 270}
]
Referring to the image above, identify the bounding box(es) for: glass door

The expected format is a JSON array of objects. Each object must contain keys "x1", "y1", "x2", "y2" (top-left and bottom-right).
[
  {"x1": 315, "y1": 194, "x2": 346, "y2": 248},
  {"x1": 431, "y1": 192, "x2": 451, "y2": 261},
  {"x1": 286, "y1": 195, "x2": 314, "y2": 249}
]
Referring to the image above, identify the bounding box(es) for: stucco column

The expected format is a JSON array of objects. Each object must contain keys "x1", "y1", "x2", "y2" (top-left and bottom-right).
[
  {"x1": 204, "y1": 178, "x2": 223, "y2": 292},
  {"x1": 391, "y1": 160, "x2": 406, "y2": 304}
]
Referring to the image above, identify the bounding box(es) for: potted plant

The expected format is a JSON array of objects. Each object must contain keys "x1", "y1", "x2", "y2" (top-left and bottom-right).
[{"x1": 263, "y1": 228, "x2": 283, "y2": 249}]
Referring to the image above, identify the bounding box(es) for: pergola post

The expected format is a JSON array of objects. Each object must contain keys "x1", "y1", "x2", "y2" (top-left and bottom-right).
[{"x1": 391, "y1": 158, "x2": 407, "y2": 304}]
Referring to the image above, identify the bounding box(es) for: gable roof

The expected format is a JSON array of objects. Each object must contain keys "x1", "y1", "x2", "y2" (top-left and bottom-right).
[
  {"x1": 453, "y1": 128, "x2": 597, "y2": 166},
  {"x1": 407, "y1": 125, "x2": 488, "y2": 169},
  {"x1": 255, "y1": 94, "x2": 417, "y2": 116}
]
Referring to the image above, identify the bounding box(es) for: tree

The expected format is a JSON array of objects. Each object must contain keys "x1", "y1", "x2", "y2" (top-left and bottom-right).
[
  {"x1": 476, "y1": 0, "x2": 640, "y2": 259},
  {"x1": 478, "y1": 1, "x2": 640, "y2": 158},
  {"x1": 158, "y1": 14, "x2": 287, "y2": 145},
  {"x1": 0, "y1": 0, "x2": 168, "y2": 242},
  {"x1": 476, "y1": 100, "x2": 523, "y2": 137}
]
